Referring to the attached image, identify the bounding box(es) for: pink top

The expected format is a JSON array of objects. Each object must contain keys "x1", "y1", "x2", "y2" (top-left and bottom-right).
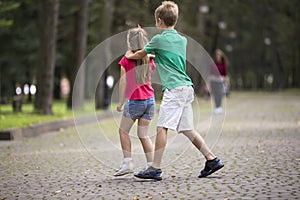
[
  {"x1": 211, "y1": 62, "x2": 227, "y2": 77},
  {"x1": 119, "y1": 57, "x2": 155, "y2": 100}
]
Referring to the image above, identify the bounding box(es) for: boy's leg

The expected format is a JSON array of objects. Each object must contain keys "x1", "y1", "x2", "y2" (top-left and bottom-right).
[
  {"x1": 152, "y1": 127, "x2": 168, "y2": 169},
  {"x1": 182, "y1": 129, "x2": 224, "y2": 178},
  {"x1": 137, "y1": 118, "x2": 154, "y2": 163},
  {"x1": 134, "y1": 127, "x2": 166, "y2": 181},
  {"x1": 182, "y1": 130, "x2": 215, "y2": 160}
]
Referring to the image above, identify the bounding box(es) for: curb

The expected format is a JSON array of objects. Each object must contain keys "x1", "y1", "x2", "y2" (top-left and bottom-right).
[{"x1": 0, "y1": 111, "x2": 113, "y2": 140}]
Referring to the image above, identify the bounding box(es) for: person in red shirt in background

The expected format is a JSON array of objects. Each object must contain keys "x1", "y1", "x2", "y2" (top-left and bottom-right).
[
  {"x1": 209, "y1": 49, "x2": 229, "y2": 114},
  {"x1": 114, "y1": 26, "x2": 155, "y2": 176}
]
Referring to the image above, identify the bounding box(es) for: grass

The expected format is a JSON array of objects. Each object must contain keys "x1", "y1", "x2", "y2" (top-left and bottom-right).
[
  {"x1": 1, "y1": 89, "x2": 299, "y2": 131},
  {"x1": 0, "y1": 100, "x2": 102, "y2": 131}
]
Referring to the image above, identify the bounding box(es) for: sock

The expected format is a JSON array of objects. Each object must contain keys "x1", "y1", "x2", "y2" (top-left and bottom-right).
[
  {"x1": 124, "y1": 157, "x2": 132, "y2": 163},
  {"x1": 207, "y1": 157, "x2": 217, "y2": 162},
  {"x1": 146, "y1": 162, "x2": 153, "y2": 168}
]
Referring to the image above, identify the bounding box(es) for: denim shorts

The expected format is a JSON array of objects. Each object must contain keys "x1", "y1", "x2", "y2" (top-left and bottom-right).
[{"x1": 123, "y1": 96, "x2": 155, "y2": 120}]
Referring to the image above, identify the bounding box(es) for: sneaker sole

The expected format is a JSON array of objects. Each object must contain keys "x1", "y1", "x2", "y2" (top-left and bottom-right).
[
  {"x1": 134, "y1": 174, "x2": 162, "y2": 181},
  {"x1": 114, "y1": 171, "x2": 133, "y2": 176}
]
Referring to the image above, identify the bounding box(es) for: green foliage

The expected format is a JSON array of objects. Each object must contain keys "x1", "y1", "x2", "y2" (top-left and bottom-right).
[
  {"x1": 0, "y1": 19, "x2": 13, "y2": 27},
  {"x1": 0, "y1": 1, "x2": 20, "y2": 28},
  {"x1": 0, "y1": 1, "x2": 20, "y2": 13},
  {"x1": 0, "y1": 0, "x2": 39, "y2": 98},
  {"x1": 0, "y1": 0, "x2": 299, "y2": 104}
]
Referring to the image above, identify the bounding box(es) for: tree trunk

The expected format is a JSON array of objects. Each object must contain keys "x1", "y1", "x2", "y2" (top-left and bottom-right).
[
  {"x1": 190, "y1": 0, "x2": 207, "y2": 95},
  {"x1": 95, "y1": 0, "x2": 115, "y2": 110},
  {"x1": 34, "y1": 0, "x2": 59, "y2": 115},
  {"x1": 292, "y1": 41, "x2": 300, "y2": 88},
  {"x1": 67, "y1": 0, "x2": 89, "y2": 109}
]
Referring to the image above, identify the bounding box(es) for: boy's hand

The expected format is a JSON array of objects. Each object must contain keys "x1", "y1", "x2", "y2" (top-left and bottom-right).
[
  {"x1": 125, "y1": 49, "x2": 147, "y2": 59},
  {"x1": 148, "y1": 54, "x2": 155, "y2": 58}
]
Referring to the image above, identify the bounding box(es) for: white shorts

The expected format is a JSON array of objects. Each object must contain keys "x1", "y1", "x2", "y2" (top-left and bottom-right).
[{"x1": 157, "y1": 85, "x2": 194, "y2": 132}]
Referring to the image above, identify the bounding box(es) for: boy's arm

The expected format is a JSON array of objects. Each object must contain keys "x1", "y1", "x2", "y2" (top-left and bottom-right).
[{"x1": 125, "y1": 49, "x2": 147, "y2": 60}]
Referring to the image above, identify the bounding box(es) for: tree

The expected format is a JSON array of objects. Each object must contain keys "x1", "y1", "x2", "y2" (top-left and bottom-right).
[
  {"x1": 34, "y1": 0, "x2": 59, "y2": 114},
  {"x1": 67, "y1": 0, "x2": 89, "y2": 109},
  {"x1": 95, "y1": 0, "x2": 115, "y2": 109},
  {"x1": 0, "y1": 1, "x2": 38, "y2": 101}
]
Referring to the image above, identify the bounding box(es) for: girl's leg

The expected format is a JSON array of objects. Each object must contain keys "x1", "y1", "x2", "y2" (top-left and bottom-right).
[
  {"x1": 119, "y1": 116, "x2": 136, "y2": 158},
  {"x1": 215, "y1": 82, "x2": 224, "y2": 108},
  {"x1": 152, "y1": 127, "x2": 168, "y2": 169},
  {"x1": 137, "y1": 118, "x2": 154, "y2": 163},
  {"x1": 210, "y1": 81, "x2": 220, "y2": 108}
]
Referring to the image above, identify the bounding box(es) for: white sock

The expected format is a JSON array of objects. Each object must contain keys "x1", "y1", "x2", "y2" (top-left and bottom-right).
[
  {"x1": 124, "y1": 157, "x2": 132, "y2": 163},
  {"x1": 146, "y1": 162, "x2": 153, "y2": 168}
]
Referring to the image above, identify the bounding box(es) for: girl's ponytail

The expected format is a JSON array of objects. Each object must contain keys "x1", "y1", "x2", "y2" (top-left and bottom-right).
[
  {"x1": 135, "y1": 31, "x2": 150, "y2": 84},
  {"x1": 127, "y1": 27, "x2": 150, "y2": 85}
]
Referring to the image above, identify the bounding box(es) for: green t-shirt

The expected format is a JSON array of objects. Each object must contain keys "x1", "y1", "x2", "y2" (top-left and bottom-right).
[{"x1": 144, "y1": 29, "x2": 193, "y2": 91}]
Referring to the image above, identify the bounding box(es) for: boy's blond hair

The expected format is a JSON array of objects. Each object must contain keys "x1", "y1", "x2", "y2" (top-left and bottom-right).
[{"x1": 155, "y1": 1, "x2": 179, "y2": 27}]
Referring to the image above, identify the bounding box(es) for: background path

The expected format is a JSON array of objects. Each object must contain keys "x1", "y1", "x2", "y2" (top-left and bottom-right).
[{"x1": 0, "y1": 91, "x2": 299, "y2": 199}]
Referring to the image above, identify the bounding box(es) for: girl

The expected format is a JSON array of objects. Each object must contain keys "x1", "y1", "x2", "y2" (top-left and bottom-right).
[
  {"x1": 114, "y1": 27, "x2": 155, "y2": 176},
  {"x1": 209, "y1": 49, "x2": 229, "y2": 114}
]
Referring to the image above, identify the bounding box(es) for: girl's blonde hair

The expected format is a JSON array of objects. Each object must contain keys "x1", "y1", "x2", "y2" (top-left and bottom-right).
[{"x1": 127, "y1": 27, "x2": 150, "y2": 84}]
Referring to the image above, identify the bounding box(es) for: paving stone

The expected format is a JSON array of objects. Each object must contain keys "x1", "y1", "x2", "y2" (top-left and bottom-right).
[{"x1": 0, "y1": 92, "x2": 299, "y2": 199}]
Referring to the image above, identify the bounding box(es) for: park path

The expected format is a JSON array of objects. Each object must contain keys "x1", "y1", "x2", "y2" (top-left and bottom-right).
[{"x1": 0, "y1": 91, "x2": 299, "y2": 199}]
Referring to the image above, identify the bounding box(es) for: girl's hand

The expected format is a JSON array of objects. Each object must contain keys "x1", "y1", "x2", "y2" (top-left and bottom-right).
[{"x1": 117, "y1": 103, "x2": 123, "y2": 112}]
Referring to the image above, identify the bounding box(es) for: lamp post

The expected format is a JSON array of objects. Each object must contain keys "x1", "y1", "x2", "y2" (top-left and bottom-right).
[
  {"x1": 198, "y1": 4, "x2": 210, "y2": 44},
  {"x1": 196, "y1": 3, "x2": 210, "y2": 94},
  {"x1": 225, "y1": 31, "x2": 237, "y2": 53},
  {"x1": 199, "y1": 5, "x2": 209, "y2": 14},
  {"x1": 217, "y1": 21, "x2": 227, "y2": 46},
  {"x1": 218, "y1": 21, "x2": 227, "y2": 30},
  {"x1": 212, "y1": 20, "x2": 227, "y2": 53}
]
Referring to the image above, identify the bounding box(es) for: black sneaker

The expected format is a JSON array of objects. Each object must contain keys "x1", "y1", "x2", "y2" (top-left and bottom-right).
[
  {"x1": 198, "y1": 157, "x2": 224, "y2": 178},
  {"x1": 134, "y1": 166, "x2": 163, "y2": 181}
]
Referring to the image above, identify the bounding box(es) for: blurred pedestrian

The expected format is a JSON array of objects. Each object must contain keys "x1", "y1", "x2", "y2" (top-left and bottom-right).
[{"x1": 209, "y1": 49, "x2": 229, "y2": 114}]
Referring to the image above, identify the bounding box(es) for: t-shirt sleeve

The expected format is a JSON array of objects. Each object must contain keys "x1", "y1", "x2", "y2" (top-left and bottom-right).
[
  {"x1": 144, "y1": 35, "x2": 159, "y2": 54},
  {"x1": 118, "y1": 56, "x2": 128, "y2": 69}
]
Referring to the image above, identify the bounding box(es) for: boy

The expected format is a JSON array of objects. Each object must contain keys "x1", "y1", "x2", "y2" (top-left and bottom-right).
[{"x1": 126, "y1": 1, "x2": 224, "y2": 180}]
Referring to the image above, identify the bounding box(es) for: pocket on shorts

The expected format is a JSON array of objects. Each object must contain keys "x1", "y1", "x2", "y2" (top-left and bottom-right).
[{"x1": 162, "y1": 89, "x2": 175, "y2": 103}]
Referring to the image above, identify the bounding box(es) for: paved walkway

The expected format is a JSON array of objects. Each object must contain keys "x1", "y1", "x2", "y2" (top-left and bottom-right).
[{"x1": 0, "y1": 92, "x2": 299, "y2": 199}]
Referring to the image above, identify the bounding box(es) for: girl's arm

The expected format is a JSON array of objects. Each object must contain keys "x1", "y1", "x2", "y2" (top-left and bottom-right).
[
  {"x1": 125, "y1": 49, "x2": 147, "y2": 60},
  {"x1": 117, "y1": 67, "x2": 127, "y2": 112}
]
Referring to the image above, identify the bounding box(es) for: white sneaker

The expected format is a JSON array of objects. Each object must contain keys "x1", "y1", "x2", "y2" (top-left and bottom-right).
[
  {"x1": 214, "y1": 107, "x2": 223, "y2": 114},
  {"x1": 114, "y1": 160, "x2": 134, "y2": 176}
]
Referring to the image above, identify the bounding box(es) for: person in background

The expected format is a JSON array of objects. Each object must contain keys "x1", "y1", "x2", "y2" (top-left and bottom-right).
[
  {"x1": 114, "y1": 26, "x2": 155, "y2": 176},
  {"x1": 209, "y1": 49, "x2": 229, "y2": 114}
]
